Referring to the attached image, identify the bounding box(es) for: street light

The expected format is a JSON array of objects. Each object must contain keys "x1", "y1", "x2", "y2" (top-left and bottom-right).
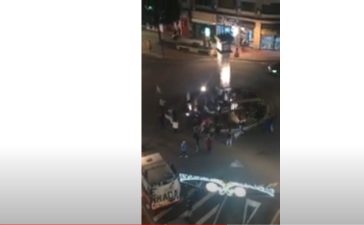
[
  {"x1": 204, "y1": 27, "x2": 211, "y2": 38},
  {"x1": 232, "y1": 26, "x2": 239, "y2": 37},
  {"x1": 200, "y1": 85, "x2": 207, "y2": 92},
  {"x1": 204, "y1": 27, "x2": 211, "y2": 47},
  {"x1": 221, "y1": 64, "x2": 230, "y2": 88},
  {"x1": 232, "y1": 26, "x2": 240, "y2": 57}
]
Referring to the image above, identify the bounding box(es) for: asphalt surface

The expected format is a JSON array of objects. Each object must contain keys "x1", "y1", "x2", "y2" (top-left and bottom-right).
[{"x1": 142, "y1": 46, "x2": 280, "y2": 224}]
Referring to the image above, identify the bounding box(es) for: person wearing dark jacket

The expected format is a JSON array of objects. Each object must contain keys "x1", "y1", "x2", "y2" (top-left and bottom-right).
[
  {"x1": 206, "y1": 135, "x2": 212, "y2": 153},
  {"x1": 192, "y1": 126, "x2": 200, "y2": 152},
  {"x1": 226, "y1": 129, "x2": 233, "y2": 147}
]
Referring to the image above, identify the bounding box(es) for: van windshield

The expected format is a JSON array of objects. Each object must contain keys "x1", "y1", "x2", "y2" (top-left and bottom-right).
[{"x1": 145, "y1": 163, "x2": 175, "y2": 186}]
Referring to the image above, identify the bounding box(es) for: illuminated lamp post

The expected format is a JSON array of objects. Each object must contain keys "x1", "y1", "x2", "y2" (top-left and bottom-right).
[
  {"x1": 232, "y1": 25, "x2": 240, "y2": 57},
  {"x1": 215, "y1": 34, "x2": 233, "y2": 90},
  {"x1": 204, "y1": 27, "x2": 211, "y2": 48}
]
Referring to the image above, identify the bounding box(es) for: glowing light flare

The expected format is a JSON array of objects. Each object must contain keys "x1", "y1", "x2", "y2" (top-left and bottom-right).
[
  {"x1": 179, "y1": 173, "x2": 275, "y2": 197},
  {"x1": 204, "y1": 27, "x2": 211, "y2": 38},
  {"x1": 200, "y1": 85, "x2": 207, "y2": 92},
  {"x1": 234, "y1": 187, "x2": 247, "y2": 197},
  {"x1": 206, "y1": 182, "x2": 219, "y2": 193},
  {"x1": 220, "y1": 64, "x2": 231, "y2": 88},
  {"x1": 232, "y1": 26, "x2": 239, "y2": 37},
  {"x1": 216, "y1": 42, "x2": 222, "y2": 52}
]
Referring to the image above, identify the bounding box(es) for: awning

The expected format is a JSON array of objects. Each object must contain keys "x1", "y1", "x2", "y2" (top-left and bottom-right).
[
  {"x1": 191, "y1": 18, "x2": 216, "y2": 25},
  {"x1": 192, "y1": 11, "x2": 217, "y2": 25}
]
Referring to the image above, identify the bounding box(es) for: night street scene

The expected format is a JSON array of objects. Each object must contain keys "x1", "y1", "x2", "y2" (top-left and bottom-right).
[{"x1": 142, "y1": 0, "x2": 279, "y2": 224}]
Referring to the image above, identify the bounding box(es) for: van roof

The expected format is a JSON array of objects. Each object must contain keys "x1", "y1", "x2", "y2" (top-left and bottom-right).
[
  {"x1": 142, "y1": 153, "x2": 163, "y2": 167},
  {"x1": 142, "y1": 153, "x2": 175, "y2": 185}
]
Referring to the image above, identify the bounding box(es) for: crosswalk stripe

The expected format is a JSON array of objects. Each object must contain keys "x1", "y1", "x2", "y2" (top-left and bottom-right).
[
  {"x1": 153, "y1": 207, "x2": 174, "y2": 222},
  {"x1": 186, "y1": 186, "x2": 198, "y2": 198},
  {"x1": 192, "y1": 192, "x2": 215, "y2": 211},
  {"x1": 213, "y1": 195, "x2": 228, "y2": 224},
  {"x1": 270, "y1": 209, "x2": 280, "y2": 224},
  {"x1": 179, "y1": 192, "x2": 216, "y2": 218},
  {"x1": 196, "y1": 204, "x2": 220, "y2": 224}
]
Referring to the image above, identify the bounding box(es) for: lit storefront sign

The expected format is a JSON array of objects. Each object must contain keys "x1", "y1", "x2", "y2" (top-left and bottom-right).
[
  {"x1": 216, "y1": 15, "x2": 255, "y2": 30},
  {"x1": 179, "y1": 173, "x2": 275, "y2": 198},
  {"x1": 204, "y1": 27, "x2": 211, "y2": 38}
]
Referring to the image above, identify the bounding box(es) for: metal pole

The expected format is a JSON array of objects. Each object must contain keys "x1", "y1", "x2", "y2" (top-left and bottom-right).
[{"x1": 157, "y1": 18, "x2": 165, "y2": 57}]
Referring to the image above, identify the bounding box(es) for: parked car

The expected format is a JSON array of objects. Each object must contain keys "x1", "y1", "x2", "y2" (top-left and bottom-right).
[{"x1": 267, "y1": 63, "x2": 280, "y2": 76}]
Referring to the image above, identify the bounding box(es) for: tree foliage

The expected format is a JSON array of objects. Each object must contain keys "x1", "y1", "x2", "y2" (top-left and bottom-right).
[{"x1": 142, "y1": 0, "x2": 181, "y2": 25}]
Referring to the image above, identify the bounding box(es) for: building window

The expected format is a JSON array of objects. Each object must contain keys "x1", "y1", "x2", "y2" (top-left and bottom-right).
[
  {"x1": 261, "y1": 3, "x2": 280, "y2": 15},
  {"x1": 217, "y1": 0, "x2": 235, "y2": 9},
  {"x1": 240, "y1": 1, "x2": 255, "y2": 12},
  {"x1": 195, "y1": 0, "x2": 213, "y2": 7}
]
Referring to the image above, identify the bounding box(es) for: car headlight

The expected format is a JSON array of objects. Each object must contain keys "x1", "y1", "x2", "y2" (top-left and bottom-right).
[{"x1": 272, "y1": 69, "x2": 277, "y2": 73}]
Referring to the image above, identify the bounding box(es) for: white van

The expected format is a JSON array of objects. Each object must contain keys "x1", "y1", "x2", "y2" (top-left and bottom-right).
[{"x1": 142, "y1": 153, "x2": 181, "y2": 210}]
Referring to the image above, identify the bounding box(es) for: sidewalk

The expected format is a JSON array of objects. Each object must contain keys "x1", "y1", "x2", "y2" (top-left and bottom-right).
[
  {"x1": 142, "y1": 29, "x2": 280, "y2": 62},
  {"x1": 230, "y1": 48, "x2": 280, "y2": 62}
]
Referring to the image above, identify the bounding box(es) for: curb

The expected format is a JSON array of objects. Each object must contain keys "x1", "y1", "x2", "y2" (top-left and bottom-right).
[
  {"x1": 142, "y1": 51, "x2": 163, "y2": 58},
  {"x1": 176, "y1": 45, "x2": 212, "y2": 56},
  {"x1": 230, "y1": 57, "x2": 280, "y2": 63},
  {"x1": 162, "y1": 40, "x2": 279, "y2": 63}
]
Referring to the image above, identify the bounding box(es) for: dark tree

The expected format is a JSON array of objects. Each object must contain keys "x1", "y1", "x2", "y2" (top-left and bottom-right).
[{"x1": 142, "y1": 0, "x2": 180, "y2": 26}]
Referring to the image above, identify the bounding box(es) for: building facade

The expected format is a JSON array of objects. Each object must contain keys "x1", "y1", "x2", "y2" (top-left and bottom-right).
[{"x1": 178, "y1": 0, "x2": 280, "y2": 50}]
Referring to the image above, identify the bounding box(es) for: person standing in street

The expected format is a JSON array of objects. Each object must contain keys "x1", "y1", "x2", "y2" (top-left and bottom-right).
[
  {"x1": 158, "y1": 98, "x2": 165, "y2": 114},
  {"x1": 192, "y1": 126, "x2": 200, "y2": 152},
  {"x1": 159, "y1": 112, "x2": 165, "y2": 128},
  {"x1": 226, "y1": 129, "x2": 233, "y2": 147},
  {"x1": 206, "y1": 134, "x2": 212, "y2": 153},
  {"x1": 180, "y1": 140, "x2": 188, "y2": 158},
  {"x1": 172, "y1": 110, "x2": 179, "y2": 133},
  {"x1": 268, "y1": 116, "x2": 275, "y2": 133}
]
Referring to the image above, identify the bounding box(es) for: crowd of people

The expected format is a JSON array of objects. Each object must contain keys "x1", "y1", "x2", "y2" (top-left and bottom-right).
[{"x1": 155, "y1": 85, "x2": 275, "y2": 159}]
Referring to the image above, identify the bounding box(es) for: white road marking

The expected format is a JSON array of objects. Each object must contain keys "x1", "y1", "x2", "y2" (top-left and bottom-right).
[
  {"x1": 192, "y1": 192, "x2": 215, "y2": 211},
  {"x1": 186, "y1": 181, "x2": 202, "y2": 198},
  {"x1": 242, "y1": 198, "x2": 261, "y2": 224},
  {"x1": 196, "y1": 204, "x2": 220, "y2": 224},
  {"x1": 270, "y1": 209, "x2": 280, "y2": 224},
  {"x1": 197, "y1": 181, "x2": 203, "y2": 188},
  {"x1": 213, "y1": 195, "x2": 228, "y2": 224},
  {"x1": 187, "y1": 188, "x2": 196, "y2": 197},
  {"x1": 267, "y1": 182, "x2": 279, "y2": 188},
  {"x1": 230, "y1": 160, "x2": 244, "y2": 168},
  {"x1": 153, "y1": 207, "x2": 174, "y2": 222},
  {"x1": 179, "y1": 192, "x2": 216, "y2": 218}
]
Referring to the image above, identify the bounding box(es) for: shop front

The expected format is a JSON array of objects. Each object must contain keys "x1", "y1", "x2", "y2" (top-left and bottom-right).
[
  {"x1": 216, "y1": 15, "x2": 255, "y2": 47},
  {"x1": 192, "y1": 23, "x2": 216, "y2": 40},
  {"x1": 260, "y1": 23, "x2": 280, "y2": 50},
  {"x1": 191, "y1": 11, "x2": 217, "y2": 39}
]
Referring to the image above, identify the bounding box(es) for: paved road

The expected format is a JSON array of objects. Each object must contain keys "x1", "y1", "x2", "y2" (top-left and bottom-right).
[
  {"x1": 142, "y1": 51, "x2": 280, "y2": 224},
  {"x1": 143, "y1": 182, "x2": 279, "y2": 224}
]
